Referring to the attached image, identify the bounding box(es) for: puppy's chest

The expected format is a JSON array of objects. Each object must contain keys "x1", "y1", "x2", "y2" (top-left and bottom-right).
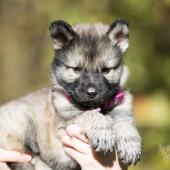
[{"x1": 49, "y1": 110, "x2": 82, "y2": 141}]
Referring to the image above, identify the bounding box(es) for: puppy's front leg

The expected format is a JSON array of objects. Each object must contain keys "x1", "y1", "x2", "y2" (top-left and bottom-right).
[
  {"x1": 75, "y1": 110, "x2": 116, "y2": 153},
  {"x1": 111, "y1": 110, "x2": 141, "y2": 165}
]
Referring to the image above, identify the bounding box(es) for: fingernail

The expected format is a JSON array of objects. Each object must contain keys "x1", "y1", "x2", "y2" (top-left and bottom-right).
[
  {"x1": 66, "y1": 124, "x2": 81, "y2": 136},
  {"x1": 62, "y1": 135, "x2": 71, "y2": 144},
  {"x1": 22, "y1": 154, "x2": 32, "y2": 162}
]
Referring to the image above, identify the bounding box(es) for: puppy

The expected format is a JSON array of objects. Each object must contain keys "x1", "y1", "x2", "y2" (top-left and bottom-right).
[{"x1": 0, "y1": 20, "x2": 141, "y2": 170}]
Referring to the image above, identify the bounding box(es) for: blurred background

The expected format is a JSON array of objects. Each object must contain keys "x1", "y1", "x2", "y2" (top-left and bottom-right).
[{"x1": 0, "y1": 0, "x2": 170, "y2": 169}]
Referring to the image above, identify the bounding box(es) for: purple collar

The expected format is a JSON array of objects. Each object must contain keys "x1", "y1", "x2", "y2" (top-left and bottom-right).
[
  {"x1": 99, "y1": 90, "x2": 125, "y2": 111},
  {"x1": 66, "y1": 89, "x2": 125, "y2": 111}
]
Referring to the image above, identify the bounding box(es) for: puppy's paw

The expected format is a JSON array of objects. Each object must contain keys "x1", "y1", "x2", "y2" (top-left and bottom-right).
[
  {"x1": 87, "y1": 127, "x2": 115, "y2": 153},
  {"x1": 116, "y1": 135, "x2": 141, "y2": 165}
]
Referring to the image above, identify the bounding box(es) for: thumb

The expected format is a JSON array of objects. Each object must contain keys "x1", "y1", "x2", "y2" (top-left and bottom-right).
[{"x1": 0, "y1": 149, "x2": 32, "y2": 163}]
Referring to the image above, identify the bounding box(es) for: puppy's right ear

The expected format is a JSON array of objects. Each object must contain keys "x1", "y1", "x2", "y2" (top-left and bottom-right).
[{"x1": 49, "y1": 20, "x2": 76, "y2": 50}]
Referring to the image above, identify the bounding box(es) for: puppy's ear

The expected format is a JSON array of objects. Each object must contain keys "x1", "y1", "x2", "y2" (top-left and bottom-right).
[
  {"x1": 49, "y1": 20, "x2": 76, "y2": 50},
  {"x1": 106, "y1": 19, "x2": 129, "y2": 53}
]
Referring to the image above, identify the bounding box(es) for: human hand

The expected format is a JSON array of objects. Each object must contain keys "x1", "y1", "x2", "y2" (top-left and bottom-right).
[
  {"x1": 62, "y1": 124, "x2": 127, "y2": 170},
  {"x1": 0, "y1": 148, "x2": 32, "y2": 163}
]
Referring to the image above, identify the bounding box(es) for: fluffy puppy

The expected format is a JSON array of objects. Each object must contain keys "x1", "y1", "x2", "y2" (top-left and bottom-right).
[{"x1": 0, "y1": 20, "x2": 141, "y2": 170}]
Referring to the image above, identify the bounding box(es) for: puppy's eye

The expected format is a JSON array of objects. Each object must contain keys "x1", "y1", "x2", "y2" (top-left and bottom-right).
[
  {"x1": 73, "y1": 67, "x2": 82, "y2": 72},
  {"x1": 102, "y1": 67, "x2": 111, "y2": 74}
]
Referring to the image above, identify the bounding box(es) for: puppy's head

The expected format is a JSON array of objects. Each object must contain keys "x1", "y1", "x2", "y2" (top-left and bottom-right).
[{"x1": 50, "y1": 20, "x2": 129, "y2": 108}]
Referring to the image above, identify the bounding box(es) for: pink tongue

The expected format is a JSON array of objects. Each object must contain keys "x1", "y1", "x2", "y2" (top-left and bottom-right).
[{"x1": 96, "y1": 108, "x2": 101, "y2": 112}]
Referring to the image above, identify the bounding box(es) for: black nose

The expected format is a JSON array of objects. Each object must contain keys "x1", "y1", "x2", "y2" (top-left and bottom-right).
[{"x1": 86, "y1": 87, "x2": 97, "y2": 98}]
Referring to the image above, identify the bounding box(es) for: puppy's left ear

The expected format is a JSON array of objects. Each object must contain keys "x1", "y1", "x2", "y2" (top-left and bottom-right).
[{"x1": 106, "y1": 19, "x2": 129, "y2": 53}]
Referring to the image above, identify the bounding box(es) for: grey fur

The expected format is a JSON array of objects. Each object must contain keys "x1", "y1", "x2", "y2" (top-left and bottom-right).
[
  {"x1": 0, "y1": 20, "x2": 141, "y2": 170},
  {"x1": 24, "y1": 118, "x2": 39, "y2": 154}
]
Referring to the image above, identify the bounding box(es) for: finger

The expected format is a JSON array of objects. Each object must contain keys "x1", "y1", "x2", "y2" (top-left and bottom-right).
[
  {"x1": 0, "y1": 149, "x2": 32, "y2": 163},
  {"x1": 62, "y1": 135, "x2": 91, "y2": 154},
  {"x1": 66, "y1": 124, "x2": 88, "y2": 143},
  {"x1": 64, "y1": 147, "x2": 83, "y2": 165},
  {"x1": 114, "y1": 151, "x2": 128, "y2": 170}
]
